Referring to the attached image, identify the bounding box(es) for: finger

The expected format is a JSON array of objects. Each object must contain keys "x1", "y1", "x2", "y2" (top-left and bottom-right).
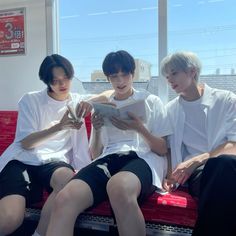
[
  {"x1": 163, "y1": 180, "x2": 170, "y2": 191},
  {"x1": 76, "y1": 102, "x2": 87, "y2": 118},
  {"x1": 176, "y1": 173, "x2": 185, "y2": 185},
  {"x1": 92, "y1": 114, "x2": 103, "y2": 124},
  {"x1": 163, "y1": 180, "x2": 175, "y2": 192},
  {"x1": 92, "y1": 119, "x2": 104, "y2": 129},
  {"x1": 110, "y1": 117, "x2": 128, "y2": 129},
  {"x1": 91, "y1": 111, "x2": 98, "y2": 120},
  {"x1": 82, "y1": 102, "x2": 93, "y2": 116},
  {"x1": 111, "y1": 121, "x2": 127, "y2": 130},
  {"x1": 72, "y1": 120, "x2": 83, "y2": 129},
  {"x1": 181, "y1": 174, "x2": 190, "y2": 185},
  {"x1": 172, "y1": 169, "x2": 183, "y2": 179},
  {"x1": 111, "y1": 116, "x2": 129, "y2": 126}
]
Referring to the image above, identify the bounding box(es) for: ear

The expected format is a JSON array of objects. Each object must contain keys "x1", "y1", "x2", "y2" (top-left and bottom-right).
[{"x1": 189, "y1": 68, "x2": 197, "y2": 79}]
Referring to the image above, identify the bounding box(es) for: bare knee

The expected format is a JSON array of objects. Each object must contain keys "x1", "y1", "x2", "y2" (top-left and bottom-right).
[
  {"x1": 0, "y1": 207, "x2": 25, "y2": 235},
  {"x1": 54, "y1": 189, "x2": 72, "y2": 210},
  {"x1": 107, "y1": 176, "x2": 137, "y2": 208},
  {"x1": 0, "y1": 196, "x2": 25, "y2": 235},
  {"x1": 50, "y1": 167, "x2": 74, "y2": 192},
  {"x1": 52, "y1": 180, "x2": 91, "y2": 217}
]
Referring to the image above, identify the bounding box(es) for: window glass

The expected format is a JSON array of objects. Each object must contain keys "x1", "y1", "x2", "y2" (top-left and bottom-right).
[
  {"x1": 59, "y1": 0, "x2": 158, "y2": 82},
  {"x1": 168, "y1": 0, "x2": 236, "y2": 76},
  {"x1": 168, "y1": 0, "x2": 236, "y2": 98}
]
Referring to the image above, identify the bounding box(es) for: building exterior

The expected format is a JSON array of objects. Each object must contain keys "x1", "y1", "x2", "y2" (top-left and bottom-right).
[
  {"x1": 90, "y1": 59, "x2": 151, "y2": 82},
  {"x1": 83, "y1": 75, "x2": 236, "y2": 101}
]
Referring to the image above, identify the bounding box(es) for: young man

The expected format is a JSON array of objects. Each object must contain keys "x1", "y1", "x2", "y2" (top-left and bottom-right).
[
  {"x1": 161, "y1": 51, "x2": 236, "y2": 236},
  {"x1": 0, "y1": 54, "x2": 92, "y2": 236},
  {"x1": 46, "y1": 50, "x2": 172, "y2": 236}
]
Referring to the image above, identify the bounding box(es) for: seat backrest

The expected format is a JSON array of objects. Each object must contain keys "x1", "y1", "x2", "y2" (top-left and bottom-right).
[
  {"x1": 0, "y1": 111, "x2": 92, "y2": 156},
  {"x1": 0, "y1": 111, "x2": 18, "y2": 155}
]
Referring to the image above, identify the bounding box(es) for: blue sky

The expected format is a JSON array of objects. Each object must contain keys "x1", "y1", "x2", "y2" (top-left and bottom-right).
[{"x1": 59, "y1": 0, "x2": 236, "y2": 81}]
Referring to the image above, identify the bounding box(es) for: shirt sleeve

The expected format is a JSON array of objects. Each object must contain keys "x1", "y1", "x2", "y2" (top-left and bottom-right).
[
  {"x1": 14, "y1": 93, "x2": 39, "y2": 142},
  {"x1": 148, "y1": 95, "x2": 173, "y2": 137},
  {"x1": 225, "y1": 92, "x2": 236, "y2": 141}
]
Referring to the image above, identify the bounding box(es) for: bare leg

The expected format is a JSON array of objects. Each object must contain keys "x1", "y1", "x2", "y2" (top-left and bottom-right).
[
  {"x1": 107, "y1": 171, "x2": 145, "y2": 236},
  {"x1": 46, "y1": 179, "x2": 93, "y2": 236},
  {"x1": 0, "y1": 195, "x2": 25, "y2": 235},
  {"x1": 35, "y1": 167, "x2": 74, "y2": 236}
]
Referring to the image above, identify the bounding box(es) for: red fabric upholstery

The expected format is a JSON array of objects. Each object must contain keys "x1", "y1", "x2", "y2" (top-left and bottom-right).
[
  {"x1": 0, "y1": 111, "x2": 197, "y2": 227},
  {"x1": 0, "y1": 111, "x2": 18, "y2": 155}
]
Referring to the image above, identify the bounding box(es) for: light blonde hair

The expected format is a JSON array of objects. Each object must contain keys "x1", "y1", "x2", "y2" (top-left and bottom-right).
[{"x1": 160, "y1": 51, "x2": 202, "y2": 81}]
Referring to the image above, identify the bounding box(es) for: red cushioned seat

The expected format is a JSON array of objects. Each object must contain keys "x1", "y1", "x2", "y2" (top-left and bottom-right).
[{"x1": 0, "y1": 111, "x2": 18, "y2": 155}]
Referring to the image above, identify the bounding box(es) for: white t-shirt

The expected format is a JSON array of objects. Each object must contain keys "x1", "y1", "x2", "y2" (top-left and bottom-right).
[
  {"x1": 98, "y1": 89, "x2": 172, "y2": 189},
  {"x1": 180, "y1": 96, "x2": 208, "y2": 161},
  {"x1": 0, "y1": 89, "x2": 91, "y2": 172}
]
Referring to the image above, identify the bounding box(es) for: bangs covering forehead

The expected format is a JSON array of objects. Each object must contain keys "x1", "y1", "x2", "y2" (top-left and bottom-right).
[
  {"x1": 160, "y1": 51, "x2": 202, "y2": 81},
  {"x1": 161, "y1": 54, "x2": 190, "y2": 76},
  {"x1": 108, "y1": 62, "x2": 130, "y2": 75},
  {"x1": 102, "y1": 50, "x2": 135, "y2": 77},
  {"x1": 105, "y1": 56, "x2": 133, "y2": 75}
]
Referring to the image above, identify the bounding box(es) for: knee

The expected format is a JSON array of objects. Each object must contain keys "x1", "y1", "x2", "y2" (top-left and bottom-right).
[
  {"x1": 54, "y1": 189, "x2": 73, "y2": 211},
  {"x1": 50, "y1": 167, "x2": 74, "y2": 192},
  {"x1": 107, "y1": 177, "x2": 134, "y2": 208},
  {"x1": 0, "y1": 209, "x2": 24, "y2": 235},
  {"x1": 52, "y1": 185, "x2": 85, "y2": 220}
]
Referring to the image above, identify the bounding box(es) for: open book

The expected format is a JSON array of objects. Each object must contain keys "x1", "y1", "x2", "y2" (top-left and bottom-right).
[
  {"x1": 92, "y1": 99, "x2": 147, "y2": 126},
  {"x1": 67, "y1": 102, "x2": 84, "y2": 122}
]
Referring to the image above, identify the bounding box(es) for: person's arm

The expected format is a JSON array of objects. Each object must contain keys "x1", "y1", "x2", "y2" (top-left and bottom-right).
[
  {"x1": 189, "y1": 141, "x2": 236, "y2": 166},
  {"x1": 76, "y1": 90, "x2": 114, "y2": 118},
  {"x1": 88, "y1": 90, "x2": 114, "y2": 103},
  {"x1": 21, "y1": 110, "x2": 82, "y2": 150},
  {"x1": 89, "y1": 112, "x2": 104, "y2": 160},
  {"x1": 110, "y1": 112, "x2": 168, "y2": 156},
  {"x1": 172, "y1": 141, "x2": 236, "y2": 185},
  {"x1": 136, "y1": 123, "x2": 167, "y2": 156}
]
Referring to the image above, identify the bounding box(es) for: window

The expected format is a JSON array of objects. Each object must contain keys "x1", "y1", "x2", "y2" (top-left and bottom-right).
[
  {"x1": 167, "y1": 0, "x2": 236, "y2": 98},
  {"x1": 168, "y1": 0, "x2": 236, "y2": 76},
  {"x1": 59, "y1": 0, "x2": 158, "y2": 82}
]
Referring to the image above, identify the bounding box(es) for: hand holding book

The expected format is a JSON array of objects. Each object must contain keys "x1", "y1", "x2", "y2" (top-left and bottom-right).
[
  {"x1": 92, "y1": 100, "x2": 147, "y2": 127},
  {"x1": 67, "y1": 101, "x2": 93, "y2": 122}
]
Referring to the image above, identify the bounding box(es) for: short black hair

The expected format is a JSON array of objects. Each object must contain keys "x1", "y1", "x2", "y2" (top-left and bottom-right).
[
  {"x1": 102, "y1": 50, "x2": 135, "y2": 77},
  {"x1": 38, "y1": 54, "x2": 74, "y2": 91}
]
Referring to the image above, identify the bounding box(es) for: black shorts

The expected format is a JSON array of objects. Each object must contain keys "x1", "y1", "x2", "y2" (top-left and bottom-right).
[
  {"x1": 72, "y1": 151, "x2": 155, "y2": 207},
  {"x1": 0, "y1": 160, "x2": 74, "y2": 206}
]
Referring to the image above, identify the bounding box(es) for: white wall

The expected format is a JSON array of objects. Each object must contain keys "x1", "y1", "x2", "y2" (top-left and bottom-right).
[{"x1": 0, "y1": 0, "x2": 49, "y2": 110}]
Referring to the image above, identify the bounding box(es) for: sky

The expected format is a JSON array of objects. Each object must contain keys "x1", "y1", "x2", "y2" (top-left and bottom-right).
[{"x1": 59, "y1": 0, "x2": 236, "y2": 81}]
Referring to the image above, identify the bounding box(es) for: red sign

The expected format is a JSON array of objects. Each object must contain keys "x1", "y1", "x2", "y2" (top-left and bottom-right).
[{"x1": 0, "y1": 8, "x2": 25, "y2": 56}]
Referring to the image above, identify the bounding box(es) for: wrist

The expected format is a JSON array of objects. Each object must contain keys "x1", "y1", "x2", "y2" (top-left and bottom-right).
[
  {"x1": 137, "y1": 123, "x2": 147, "y2": 134},
  {"x1": 194, "y1": 152, "x2": 210, "y2": 166}
]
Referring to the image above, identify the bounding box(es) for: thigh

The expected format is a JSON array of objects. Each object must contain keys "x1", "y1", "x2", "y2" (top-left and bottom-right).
[
  {"x1": 120, "y1": 158, "x2": 155, "y2": 203},
  {"x1": 0, "y1": 160, "x2": 30, "y2": 201},
  {"x1": 28, "y1": 161, "x2": 74, "y2": 193},
  {"x1": 0, "y1": 194, "x2": 26, "y2": 219},
  {"x1": 72, "y1": 152, "x2": 149, "y2": 206},
  {"x1": 72, "y1": 159, "x2": 111, "y2": 207},
  {"x1": 71, "y1": 153, "x2": 133, "y2": 206},
  {"x1": 188, "y1": 164, "x2": 205, "y2": 198}
]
